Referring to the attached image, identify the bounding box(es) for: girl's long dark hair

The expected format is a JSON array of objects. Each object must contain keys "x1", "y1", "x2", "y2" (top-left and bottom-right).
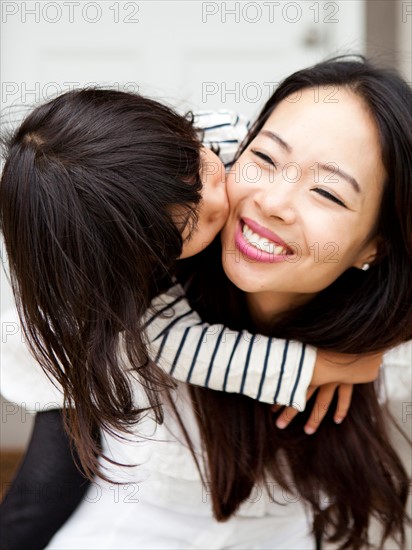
[
  {"x1": 178, "y1": 57, "x2": 412, "y2": 549},
  {"x1": 0, "y1": 89, "x2": 203, "y2": 478}
]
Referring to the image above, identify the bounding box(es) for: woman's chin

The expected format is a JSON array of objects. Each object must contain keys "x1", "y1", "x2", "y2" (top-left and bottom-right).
[{"x1": 221, "y1": 260, "x2": 264, "y2": 294}]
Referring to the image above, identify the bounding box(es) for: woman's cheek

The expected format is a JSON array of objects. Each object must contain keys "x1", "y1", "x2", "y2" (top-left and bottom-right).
[
  {"x1": 301, "y1": 208, "x2": 346, "y2": 262},
  {"x1": 226, "y1": 180, "x2": 250, "y2": 217}
]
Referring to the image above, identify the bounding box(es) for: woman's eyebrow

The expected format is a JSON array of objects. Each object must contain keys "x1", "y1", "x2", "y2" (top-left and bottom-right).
[
  {"x1": 260, "y1": 130, "x2": 292, "y2": 153},
  {"x1": 259, "y1": 130, "x2": 361, "y2": 194},
  {"x1": 318, "y1": 163, "x2": 361, "y2": 194}
]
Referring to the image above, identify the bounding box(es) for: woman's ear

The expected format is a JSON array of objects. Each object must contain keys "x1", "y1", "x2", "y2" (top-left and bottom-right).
[{"x1": 352, "y1": 235, "x2": 385, "y2": 270}]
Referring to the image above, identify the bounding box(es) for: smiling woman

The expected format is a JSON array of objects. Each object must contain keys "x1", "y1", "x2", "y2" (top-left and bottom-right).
[
  {"x1": 221, "y1": 85, "x2": 385, "y2": 317},
  {"x1": 181, "y1": 57, "x2": 412, "y2": 549}
]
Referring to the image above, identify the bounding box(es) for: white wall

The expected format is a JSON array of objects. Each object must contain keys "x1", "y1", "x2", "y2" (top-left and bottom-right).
[{"x1": 397, "y1": 0, "x2": 412, "y2": 81}]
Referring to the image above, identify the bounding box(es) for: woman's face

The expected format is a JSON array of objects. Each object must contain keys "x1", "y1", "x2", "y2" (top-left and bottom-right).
[{"x1": 221, "y1": 87, "x2": 386, "y2": 318}]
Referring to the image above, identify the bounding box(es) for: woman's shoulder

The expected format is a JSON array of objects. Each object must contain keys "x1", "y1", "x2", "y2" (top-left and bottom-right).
[
  {"x1": 381, "y1": 340, "x2": 411, "y2": 404},
  {"x1": 382, "y1": 340, "x2": 412, "y2": 369},
  {"x1": 0, "y1": 306, "x2": 65, "y2": 410}
]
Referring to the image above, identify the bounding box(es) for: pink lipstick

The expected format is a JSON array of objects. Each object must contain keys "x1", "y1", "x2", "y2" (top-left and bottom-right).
[{"x1": 234, "y1": 218, "x2": 292, "y2": 264}]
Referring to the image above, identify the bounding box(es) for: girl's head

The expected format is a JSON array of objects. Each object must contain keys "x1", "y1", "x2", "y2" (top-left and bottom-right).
[
  {"x1": 0, "y1": 88, "x2": 227, "y2": 474},
  {"x1": 1, "y1": 88, "x2": 227, "y2": 279},
  {"x1": 221, "y1": 57, "x2": 412, "y2": 347},
  {"x1": 0, "y1": 88, "x2": 228, "y2": 332}
]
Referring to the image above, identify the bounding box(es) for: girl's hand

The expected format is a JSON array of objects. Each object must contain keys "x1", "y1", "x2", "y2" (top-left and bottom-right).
[
  {"x1": 311, "y1": 350, "x2": 384, "y2": 386},
  {"x1": 274, "y1": 383, "x2": 354, "y2": 434},
  {"x1": 273, "y1": 350, "x2": 383, "y2": 433}
]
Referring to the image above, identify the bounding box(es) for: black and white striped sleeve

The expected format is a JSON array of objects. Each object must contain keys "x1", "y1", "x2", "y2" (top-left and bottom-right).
[
  {"x1": 194, "y1": 110, "x2": 249, "y2": 168},
  {"x1": 143, "y1": 285, "x2": 316, "y2": 411}
]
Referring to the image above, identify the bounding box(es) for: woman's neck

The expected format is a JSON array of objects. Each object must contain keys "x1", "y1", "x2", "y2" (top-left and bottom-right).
[{"x1": 246, "y1": 291, "x2": 316, "y2": 326}]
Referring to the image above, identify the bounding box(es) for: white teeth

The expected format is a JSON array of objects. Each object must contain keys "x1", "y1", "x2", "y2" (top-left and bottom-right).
[{"x1": 242, "y1": 223, "x2": 287, "y2": 255}]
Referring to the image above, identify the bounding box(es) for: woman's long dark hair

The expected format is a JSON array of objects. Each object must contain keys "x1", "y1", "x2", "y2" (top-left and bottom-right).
[
  {"x1": 179, "y1": 57, "x2": 412, "y2": 548},
  {"x1": 0, "y1": 89, "x2": 203, "y2": 478}
]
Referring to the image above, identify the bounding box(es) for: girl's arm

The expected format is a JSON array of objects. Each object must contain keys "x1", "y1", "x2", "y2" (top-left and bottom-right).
[
  {"x1": 144, "y1": 286, "x2": 384, "y2": 420},
  {"x1": 2, "y1": 290, "x2": 379, "y2": 418},
  {"x1": 144, "y1": 284, "x2": 316, "y2": 412}
]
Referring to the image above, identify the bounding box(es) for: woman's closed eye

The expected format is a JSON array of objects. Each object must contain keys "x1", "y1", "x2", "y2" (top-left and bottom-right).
[
  {"x1": 312, "y1": 187, "x2": 347, "y2": 208},
  {"x1": 251, "y1": 149, "x2": 279, "y2": 168},
  {"x1": 251, "y1": 148, "x2": 348, "y2": 208}
]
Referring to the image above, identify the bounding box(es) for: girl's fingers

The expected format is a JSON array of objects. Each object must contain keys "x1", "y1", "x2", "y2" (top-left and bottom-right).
[
  {"x1": 275, "y1": 384, "x2": 355, "y2": 434},
  {"x1": 275, "y1": 405, "x2": 299, "y2": 429},
  {"x1": 275, "y1": 386, "x2": 318, "y2": 429},
  {"x1": 305, "y1": 385, "x2": 318, "y2": 402},
  {"x1": 304, "y1": 384, "x2": 337, "y2": 435},
  {"x1": 333, "y1": 384, "x2": 353, "y2": 424}
]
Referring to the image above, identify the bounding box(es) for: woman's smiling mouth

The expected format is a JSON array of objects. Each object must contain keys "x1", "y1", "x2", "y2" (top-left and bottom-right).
[{"x1": 234, "y1": 217, "x2": 294, "y2": 263}]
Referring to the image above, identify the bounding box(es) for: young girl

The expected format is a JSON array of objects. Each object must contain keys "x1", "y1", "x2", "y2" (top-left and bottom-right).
[{"x1": 0, "y1": 88, "x2": 384, "y2": 549}]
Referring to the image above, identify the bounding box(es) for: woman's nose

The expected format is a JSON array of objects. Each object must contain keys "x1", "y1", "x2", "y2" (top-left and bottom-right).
[{"x1": 253, "y1": 180, "x2": 297, "y2": 224}]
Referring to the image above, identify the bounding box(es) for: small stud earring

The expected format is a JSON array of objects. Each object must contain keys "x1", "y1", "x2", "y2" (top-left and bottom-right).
[{"x1": 361, "y1": 263, "x2": 370, "y2": 271}]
